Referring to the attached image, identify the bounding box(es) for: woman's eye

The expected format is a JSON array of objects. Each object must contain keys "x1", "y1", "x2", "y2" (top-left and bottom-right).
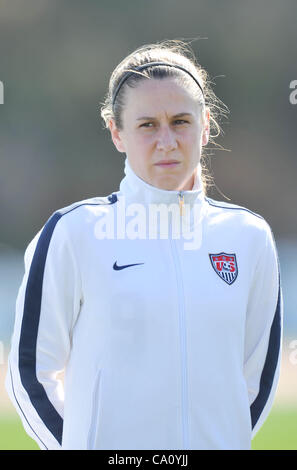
[
  {"x1": 173, "y1": 119, "x2": 189, "y2": 125},
  {"x1": 139, "y1": 122, "x2": 154, "y2": 128},
  {"x1": 139, "y1": 119, "x2": 189, "y2": 129}
]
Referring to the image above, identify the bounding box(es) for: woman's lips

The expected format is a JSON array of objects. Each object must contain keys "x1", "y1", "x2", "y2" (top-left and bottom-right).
[{"x1": 154, "y1": 160, "x2": 180, "y2": 167}]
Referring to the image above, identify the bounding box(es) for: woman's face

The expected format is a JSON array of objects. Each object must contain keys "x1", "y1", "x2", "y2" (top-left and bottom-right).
[{"x1": 109, "y1": 78, "x2": 210, "y2": 191}]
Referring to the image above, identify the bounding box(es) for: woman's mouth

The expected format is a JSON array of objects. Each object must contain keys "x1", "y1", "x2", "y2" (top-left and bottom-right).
[{"x1": 154, "y1": 160, "x2": 181, "y2": 168}]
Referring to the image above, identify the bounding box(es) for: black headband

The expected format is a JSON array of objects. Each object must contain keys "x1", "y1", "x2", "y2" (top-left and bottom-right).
[{"x1": 112, "y1": 61, "x2": 204, "y2": 108}]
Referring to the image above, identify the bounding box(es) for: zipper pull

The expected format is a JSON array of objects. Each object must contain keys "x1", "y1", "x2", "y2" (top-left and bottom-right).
[{"x1": 179, "y1": 191, "x2": 185, "y2": 216}]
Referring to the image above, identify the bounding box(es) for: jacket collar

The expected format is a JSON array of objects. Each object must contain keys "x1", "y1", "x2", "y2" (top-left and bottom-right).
[
  {"x1": 117, "y1": 159, "x2": 207, "y2": 246},
  {"x1": 119, "y1": 158, "x2": 204, "y2": 208}
]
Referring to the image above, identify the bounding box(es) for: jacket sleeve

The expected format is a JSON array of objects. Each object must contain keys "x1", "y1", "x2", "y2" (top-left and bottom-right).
[
  {"x1": 5, "y1": 212, "x2": 82, "y2": 450},
  {"x1": 243, "y1": 223, "x2": 283, "y2": 438}
]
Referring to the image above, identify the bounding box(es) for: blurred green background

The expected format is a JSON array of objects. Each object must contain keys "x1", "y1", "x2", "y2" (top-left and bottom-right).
[{"x1": 1, "y1": 0, "x2": 297, "y2": 450}]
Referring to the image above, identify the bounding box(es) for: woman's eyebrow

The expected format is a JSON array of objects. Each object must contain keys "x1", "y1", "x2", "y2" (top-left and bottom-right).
[{"x1": 136, "y1": 112, "x2": 193, "y2": 121}]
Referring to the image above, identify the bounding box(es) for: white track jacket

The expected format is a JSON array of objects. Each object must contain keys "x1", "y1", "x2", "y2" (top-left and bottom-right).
[{"x1": 6, "y1": 159, "x2": 283, "y2": 450}]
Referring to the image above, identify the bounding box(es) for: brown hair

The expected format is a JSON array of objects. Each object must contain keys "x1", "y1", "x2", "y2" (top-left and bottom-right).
[{"x1": 100, "y1": 40, "x2": 228, "y2": 193}]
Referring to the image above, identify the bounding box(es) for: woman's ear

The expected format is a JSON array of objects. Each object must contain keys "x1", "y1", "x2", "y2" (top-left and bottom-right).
[
  {"x1": 202, "y1": 107, "x2": 210, "y2": 146},
  {"x1": 109, "y1": 119, "x2": 126, "y2": 153}
]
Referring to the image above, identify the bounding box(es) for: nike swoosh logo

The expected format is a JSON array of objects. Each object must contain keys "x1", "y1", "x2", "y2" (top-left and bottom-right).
[{"x1": 113, "y1": 261, "x2": 144, "y2": 271}]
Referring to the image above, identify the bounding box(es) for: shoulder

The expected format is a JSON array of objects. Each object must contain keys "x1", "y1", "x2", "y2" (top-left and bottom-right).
[
  {"x1": 32, "y1": 193, "x2": 119, "y2": 246},
  {"x1": 46, "y1": 193, "x2": 118, "y2": 226},
  {"x1": 204, "y1": 196, "x2": 273, "y2": 238},
  {"x1": 205, "y1": 196, "x2": 264, "y2": 219},
  {"x1": 54, "y1": 193, "x2": 118, "y2": 219}
]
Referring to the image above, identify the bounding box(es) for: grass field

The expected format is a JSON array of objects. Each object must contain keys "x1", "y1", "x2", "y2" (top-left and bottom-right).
[
  {"x1": 251, "y1": 405, "x2": 297, "y2": 450},
  {"x1": 0, "y1": 404, "x2": 297, "y2": 450}
]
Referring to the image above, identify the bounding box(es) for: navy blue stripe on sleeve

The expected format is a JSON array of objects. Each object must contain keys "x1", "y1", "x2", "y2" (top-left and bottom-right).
[
  {"x1": 19, "y1": 212, "x2": 64, "y2": 444},
  {"x1": 250, "y1": 276, "x2": 282, "y2": 430},
  {"x1": 18, "y1": 195, "x2": 118, "y2": 446}
]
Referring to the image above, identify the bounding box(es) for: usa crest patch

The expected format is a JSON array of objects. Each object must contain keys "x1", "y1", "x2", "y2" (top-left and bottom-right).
[{"x1": 209, "y1": 253, "x2": 238, "y2": 285}]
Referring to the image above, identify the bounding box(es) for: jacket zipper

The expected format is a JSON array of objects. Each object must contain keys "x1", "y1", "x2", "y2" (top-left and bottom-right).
[
  {"x1": 179, "y1": 191, "x2": 185, "y2": 216},
  {"x1": 170, "y1": 195, "x2": 189, "y2": 449}
]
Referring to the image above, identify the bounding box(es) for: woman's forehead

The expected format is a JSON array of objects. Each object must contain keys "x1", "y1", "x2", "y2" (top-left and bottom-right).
[{"x1": 123, "y1": 78, "x2": 200, "y2": 116}]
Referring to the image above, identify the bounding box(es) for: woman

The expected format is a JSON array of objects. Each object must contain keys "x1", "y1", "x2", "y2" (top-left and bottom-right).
[{"x1": 6, "y1": 40, "x2": 282, "y2": 450}]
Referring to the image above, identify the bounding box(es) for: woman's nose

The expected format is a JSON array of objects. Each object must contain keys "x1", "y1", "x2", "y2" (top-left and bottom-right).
[{"x1": 156, "y1": 126, "x2": 178, "y2": 152}]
